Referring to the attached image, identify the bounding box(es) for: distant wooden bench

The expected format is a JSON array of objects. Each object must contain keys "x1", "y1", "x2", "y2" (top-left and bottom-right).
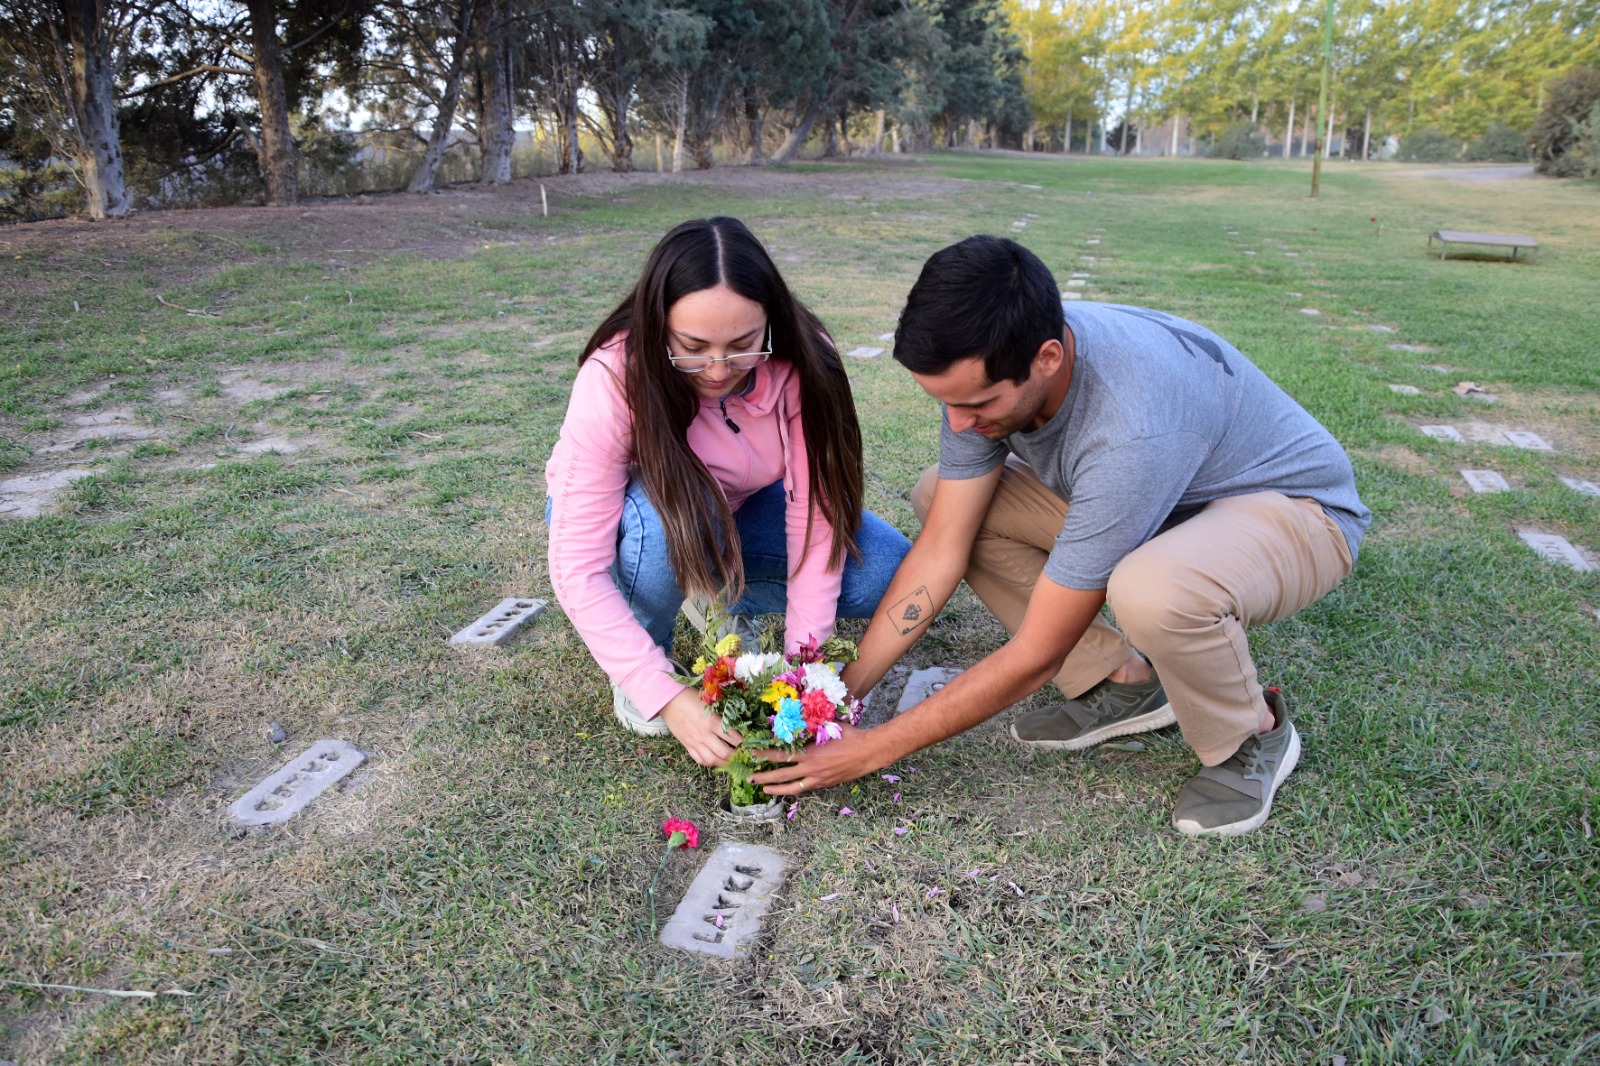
[{"x1": 1428, "y1": 230, "x2": 1539, "y2": 262}]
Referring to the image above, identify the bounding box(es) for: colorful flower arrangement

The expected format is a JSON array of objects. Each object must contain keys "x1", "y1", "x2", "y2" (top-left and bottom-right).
[{"x1": 677, "y1": 604, "x2": 862, "y2": 808}]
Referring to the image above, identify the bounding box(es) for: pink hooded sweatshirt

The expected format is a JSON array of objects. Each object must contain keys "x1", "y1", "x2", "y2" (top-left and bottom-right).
[{"x1": 545, "y1": 335, "x2": 843, "y2": 719}]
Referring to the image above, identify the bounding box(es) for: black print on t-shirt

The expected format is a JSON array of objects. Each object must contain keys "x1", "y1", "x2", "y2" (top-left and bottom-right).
[{"x1": 1108, "y1": 306, "x2": 1233, "y2": 376}]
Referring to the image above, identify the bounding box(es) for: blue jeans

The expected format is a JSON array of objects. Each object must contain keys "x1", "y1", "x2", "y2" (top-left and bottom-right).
[{"x1": 549, "y1": 480, "x2": 910, "y2": 651}]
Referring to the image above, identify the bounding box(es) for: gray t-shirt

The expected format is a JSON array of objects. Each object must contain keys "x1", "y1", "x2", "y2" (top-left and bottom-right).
[{"x1": 938, "y1": 302, "x2": 1371, "y2": 590}]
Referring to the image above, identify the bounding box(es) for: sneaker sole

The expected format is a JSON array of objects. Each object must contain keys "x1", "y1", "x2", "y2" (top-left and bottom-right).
[
  {"x1": 613, "y1": 706, "x2": 671, "y2": 737},
  {"x1": 1173, "y1": 725, "x2": 1301, "y2": 838},
  {"x1": 1009, "y1": 701, "x2": 1176, "y2": 751}
]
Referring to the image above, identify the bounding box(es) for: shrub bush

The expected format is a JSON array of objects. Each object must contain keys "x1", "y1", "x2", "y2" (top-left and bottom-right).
[
  {"x1": 1210, "y1": 122, "x2": 1266, "y2": 160},
  {"x1": 1463, "y1": 122, "x2": 1529, "y2": 162},
  {"x1": 1396, "y1": 128, "x2": 1459, "y2": 162},
  {"x1": 1531, "y1": 68, "x2": 1600, "y2": 177}
]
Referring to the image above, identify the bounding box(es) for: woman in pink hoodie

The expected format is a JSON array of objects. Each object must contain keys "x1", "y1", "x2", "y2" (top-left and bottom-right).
[{"x1": 546, "y1": 218, "x2": 910, "y2": 767}]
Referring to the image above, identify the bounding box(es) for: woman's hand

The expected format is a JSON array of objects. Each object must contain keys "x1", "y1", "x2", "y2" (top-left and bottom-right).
[{"x1": 658, "y1": 687, "x2": 744, "y2": 767}]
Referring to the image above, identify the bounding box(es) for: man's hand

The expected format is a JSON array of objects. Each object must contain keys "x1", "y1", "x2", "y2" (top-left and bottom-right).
[
  {"x1": 750, "y1": 724, "x2": 888, "y2": 795},
  {"x1": 657, "y1": 687, "x2": 743, "y2": 767}
]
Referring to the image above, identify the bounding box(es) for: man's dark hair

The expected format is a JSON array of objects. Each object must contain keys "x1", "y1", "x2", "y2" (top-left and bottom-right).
[{"x1": 893, "y1": 235, "x2": 1064, "y2": 384}]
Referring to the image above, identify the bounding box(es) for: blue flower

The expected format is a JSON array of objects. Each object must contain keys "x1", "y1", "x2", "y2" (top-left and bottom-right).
[{"x1": 773, "y1": 697, "x2": 806, "y2": 744}]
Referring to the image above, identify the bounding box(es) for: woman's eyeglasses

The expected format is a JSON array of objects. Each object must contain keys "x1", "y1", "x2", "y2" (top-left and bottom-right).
[{"x1": 667, "y1": 325, "x2": 772, "y2": 374}]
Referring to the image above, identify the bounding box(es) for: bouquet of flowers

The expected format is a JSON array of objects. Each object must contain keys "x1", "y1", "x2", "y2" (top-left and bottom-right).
[{"x1": 677, "y1": 604, "x2": 863, "y2": 808}]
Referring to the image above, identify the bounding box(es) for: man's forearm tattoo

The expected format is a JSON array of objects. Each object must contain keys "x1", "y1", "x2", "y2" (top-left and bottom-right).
[{"x1": 891, "y1": 586, "x2": 936, "y2": 637}]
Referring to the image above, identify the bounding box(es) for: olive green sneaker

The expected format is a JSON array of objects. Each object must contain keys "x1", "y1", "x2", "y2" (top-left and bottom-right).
[
  {"x1": 1172, "y1": 687, "x2": 1300, "y2": 838},
  {"x1": 1009, "y1": 674, "x2": 1174, "y2": 751}
]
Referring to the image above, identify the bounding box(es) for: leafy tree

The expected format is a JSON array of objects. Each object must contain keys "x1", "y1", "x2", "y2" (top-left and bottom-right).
[
  {"x1": 1395, "y1": 125, "x2": 1457, "y2": 161},
  {"x1": 1530, "y1": 66, "x2": 1600, "y2": 176}
]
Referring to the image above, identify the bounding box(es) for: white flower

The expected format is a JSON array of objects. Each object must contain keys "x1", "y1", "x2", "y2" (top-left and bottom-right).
[
  {"x1": 733, "y1": 651, "x2": 784, "y2": 683},
  {"x1": 800, "y1": 661, "x2": 848, "y2": 705}
]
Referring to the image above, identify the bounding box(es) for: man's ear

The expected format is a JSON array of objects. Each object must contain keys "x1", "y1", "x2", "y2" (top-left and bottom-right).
[{"x1": 1032, "y1": 337, "x2": 1065, "y2": 377}]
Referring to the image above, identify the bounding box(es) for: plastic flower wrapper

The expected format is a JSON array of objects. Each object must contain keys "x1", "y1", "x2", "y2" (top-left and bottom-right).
[{"x1": 674, "y1": 597, "x2": 862, "y2": 807}]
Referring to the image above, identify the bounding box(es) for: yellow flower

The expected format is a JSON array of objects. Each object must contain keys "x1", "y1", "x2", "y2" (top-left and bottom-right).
[
  {"x1": 714, "y1": 632, "x2": 741, "y2": 657},
  {"x1": 692, "y1": 656, "x2": 710, "y2": 675},
  {"x1": 761, "y1": 680, "x2": 797, "y2": 708}
]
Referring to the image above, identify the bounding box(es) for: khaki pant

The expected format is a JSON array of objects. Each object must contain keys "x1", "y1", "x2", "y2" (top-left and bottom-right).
[{"x1": 912, "y1": 459, "x2": 1353, "y2": 766}]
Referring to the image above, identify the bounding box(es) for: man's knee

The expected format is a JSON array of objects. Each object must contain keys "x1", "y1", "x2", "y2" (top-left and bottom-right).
[
  {"x1": 910, "y1": 463, "x2": 940, "y2": 523},
  {"x1": 1105, "y1": 552, "x2": 1194, "y2": 642}
]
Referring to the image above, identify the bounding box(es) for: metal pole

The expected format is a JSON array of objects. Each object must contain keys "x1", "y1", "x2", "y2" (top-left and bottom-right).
[{"x1": 1311, "y1": 0, "x2": 1334, "y2": 196}]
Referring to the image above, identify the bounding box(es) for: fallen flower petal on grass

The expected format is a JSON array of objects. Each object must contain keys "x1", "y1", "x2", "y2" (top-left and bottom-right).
[
  {"x1": 891, "y1": 901, "x2": 901, "y2": 923},
  {"x1": 892, "y1": 792, "x2": 901, "y2": 803},
  {"x1": 786, "y1": 803, "x2": 798, "y2": 821},
  {"x1": 881, "y1": 773, "x2": 901, "y2": 783},
  {"x1": 715, "y1": 913, "x2": 725, "y2": 928},
  {"x1": 927, "y1": 887, "x2": 942, "y2": 899},
  {"x1": 892, "y1": 825, "x2": 909, "y2": 835},
  {"x1": 819, "y1": 892, "x2": 841, "y2": 902},
  {"x1": 838, "y1": 807, "x2": 855, "y2": 816},
  {"x1": 1008, "y1": 882, "x2": 1024, "y2": 897}
]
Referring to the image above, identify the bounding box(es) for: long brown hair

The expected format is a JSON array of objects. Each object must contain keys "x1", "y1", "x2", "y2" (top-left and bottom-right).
[{"x1": 579, "y1": 217, "x2": 864, "y2": 601}]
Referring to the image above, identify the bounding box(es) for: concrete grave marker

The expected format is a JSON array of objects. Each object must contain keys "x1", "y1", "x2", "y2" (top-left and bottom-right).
[
  {"x1": 1504, "y1": 431, "x2": 1553, "y2": 452},
  {"x1": 450, "y1": 597, "x2": 547, "y2": 646},
  {"x1": 661, "y1": 842, "x2": 789, "y2": 959},
  {"x1": 1065, "y1": 279, "x2": 1087, "y2": 287},
  {"x1": 1299, "y1": 308, "x2": 1322, "y2": 316},
  {"x1": 1284, "y1": 252, "x2": 1300, "y2": 257},
  {"x1": 1389, "y1": 384, "x2": 1421, "y2": 395},
  {"x1": 229, "y1": 739, "x2": 367, "y2": 826},
  {"x1": 1460, "y1": 470, "x2": 1509, "y2": 493},
  {"x1": 1063, "y1": 292, "x2": 1083, "y2": 300},
  {"x1": 1390, "y1": 344, "x2": 1438, "y2": 353},
  {"x1": 1244, "y1": 250, "x2": 1258, "y2": 256},
  {"x1": 896, "y1": 667, "x2": 964, "y2": 715},
  {"x1": 1011, "y1": 221, "x2": 1027, "y2": 230},
  {"x1": 877, "y1": 332, "x2": 896, "y2": 341},
  {"x1": 1516, "y1": 531, "x2": 1595, "y2": 572},
  {"x1": 1080, "y1": 256, "x2": 1096, "y2": 263},
  {"x1": 1086, "y1": 239, "x2": 1101, "y2": 245},
  {"x1": 1368, "y1": 325, "x2": 1397, "y2": 333},
  {"x1": 0, "y1": 469, "x2": 95, "y2": 520},
  {"x1": 1420, "y1": 425, "x2": 1464, "y2": 443},
  {"x1": 845, "y1": 346, "x2": 885, "y2": 360},
  {"x1": 1559, "y1": 477, "x2": 1600, "y2": 499},
  {"x1": 1071, "y1": 272, "x2": 1091, "y2": 278}
]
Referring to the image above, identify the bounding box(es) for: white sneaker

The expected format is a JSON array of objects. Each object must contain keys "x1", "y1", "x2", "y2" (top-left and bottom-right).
[{"x1": 612, "y1": 682, "x2": 671, "y2": 737}]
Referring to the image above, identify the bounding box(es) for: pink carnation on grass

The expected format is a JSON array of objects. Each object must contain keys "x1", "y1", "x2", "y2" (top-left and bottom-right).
[{"x1": 662, "y1": 817, "x2": 700, "y2": 849}]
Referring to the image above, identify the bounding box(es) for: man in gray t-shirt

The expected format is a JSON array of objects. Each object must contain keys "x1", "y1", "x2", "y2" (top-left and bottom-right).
[{"x1": 753, "y1": 235, "x2": 1370, "y2": 837}]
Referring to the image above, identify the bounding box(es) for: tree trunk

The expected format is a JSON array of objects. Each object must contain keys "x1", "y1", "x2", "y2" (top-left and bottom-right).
[
  {"x1": 746, "y1": 96, "x2": 764, "y2": 164},
  {"x1": 407, "y1": 1, "x2": 474, "y2": 193},
  {"x1": 1169, "y1": 112, "x2": 1180, "y2": 156},
  {"x1": 822, "y1": 111, "x2": 839, "y2": 157},
  {"x1": 62, "y1": 0, "x2": 129, "y2": 218},
  {"x1": 559, "y1": 85, "x2": 581, "y2": 173},
  {"x1": 1064, "y1": 114, "x2": 1072, "y2": 154},
  {"x1": 475, "y1": 0, "x2": 514, "y2": 183},
  {"x1": 872, "y1": 109, "x2": 885, "y2": 153},
  {"x1": 771, "y1": 93, "x2": 824, "y2": 164},
  {"x1": 1285, "y1": 98, "x2": 1295, "y2": 158},
  {"x1": 655, "y1": 133, "x2": 663, "y2": 172},
  {"x1": 1119, "y1": 84, "x2": 1133, "y2": 154},
  {"x1": 837, "y1": 107, "x2": 852, "y2": 156},
  {"x1": 1361, "y1": 105, "x2": 1371, "y2": 161},
  {"x1": 672, "y1": 78, "x2": 687, "y2": 172},
  {"x1": 1303, "y1": 109, "x2": 1313, "y2": 158},
  {"x1": 244, "y1": 0, "x2": 297, "y2": 204}
]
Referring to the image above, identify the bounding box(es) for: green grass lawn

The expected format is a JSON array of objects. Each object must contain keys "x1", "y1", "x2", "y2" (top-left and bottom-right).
[{"x1": 2, "y1": 154, "x2": 1597, "y2": 1064}]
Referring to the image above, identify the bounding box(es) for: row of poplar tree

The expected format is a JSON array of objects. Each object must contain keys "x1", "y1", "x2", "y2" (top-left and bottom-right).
[{"x1": 2, "y1": 0, "x2": 1029, "y2": 220}]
